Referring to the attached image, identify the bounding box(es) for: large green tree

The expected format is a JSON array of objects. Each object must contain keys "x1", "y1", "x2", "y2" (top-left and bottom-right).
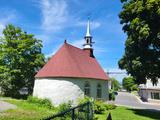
[
  {"x1": 122, "y1": 76, "x2": 136, "y2": 91},
  {"x1": 109, "y1": 77, "x2": 121, "y2": 91},
  {"x1": 119, "y1": 0, "x2": 160, "y2": 85},
  {"x1": 0, "y1": 24, "x2": 45, "y2": 97}
]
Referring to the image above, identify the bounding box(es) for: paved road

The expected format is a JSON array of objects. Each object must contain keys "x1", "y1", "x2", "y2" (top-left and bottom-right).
[
  {"x1": 110, "y1": 92, "x2": 160, "y2": 110},
  {"x1": 0, "y1": 100, "x2": 16, "y2": 112}
]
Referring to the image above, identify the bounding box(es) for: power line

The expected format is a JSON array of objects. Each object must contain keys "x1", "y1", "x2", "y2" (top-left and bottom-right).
[{"x1": 108, "y1": 72, "x2": 127, "y2": 74}]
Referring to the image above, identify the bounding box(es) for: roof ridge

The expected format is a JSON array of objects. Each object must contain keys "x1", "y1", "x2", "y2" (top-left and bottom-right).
[
  {"x1": 65, "y1": 42, "x2": 83, "y2": 51},
  {"x1": 65, "y1": 42, "x2": 95, "y2": 59}
]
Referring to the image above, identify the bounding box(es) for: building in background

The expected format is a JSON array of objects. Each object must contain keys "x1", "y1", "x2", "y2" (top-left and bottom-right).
[
  {"x1": 139, "y1": 79, "x2": 160, "y2": 103},
  {"x1": 33, "y1": 20, "x2": 109, "y2": 106}
]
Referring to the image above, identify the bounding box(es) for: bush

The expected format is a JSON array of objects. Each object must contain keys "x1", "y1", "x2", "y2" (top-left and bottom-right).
[
  {"x1": 78, "y1": 97, "x2": 117, "y2": 114},
  {"x1": 78, "y1": 96, "x2": 93, "y2": 105},
  {"x1": 27, "y1": 96, "x2": 53, "y2": 109},
  {"x1": 104, "y1": 104, "x2": 116, "y2": 110},
  {"x1": 109, "y1": 89, "x2": 115, "y2": 101},
  {"x1": 131, "y1": 84, "x2": 139, "y2": 91},
  {"x1": 57, "y1": 101, "x2": 72, "y2": 113},
  {"x1": 94, "y1": 100, "x2": 106, "y2": 114},
  {"x1": 77, "y1": 97, "x2": 94, "y2": 119},
  {"x1": 93, "y1": 100, "x2": 117, "y2": 114}
]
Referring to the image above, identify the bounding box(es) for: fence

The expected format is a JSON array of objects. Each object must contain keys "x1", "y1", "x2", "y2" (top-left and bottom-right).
[{"x1": 42, "y1": 101, "x2": 93, "y2": 120}]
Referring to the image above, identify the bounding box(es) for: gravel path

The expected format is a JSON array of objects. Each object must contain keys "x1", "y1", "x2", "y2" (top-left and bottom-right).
[{"x1": 0, "y1": 100, "x2": 17, "y2": 112}]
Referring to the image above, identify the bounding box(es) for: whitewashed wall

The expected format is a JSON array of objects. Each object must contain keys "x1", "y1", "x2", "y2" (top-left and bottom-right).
[
  {"x1": 33, "y1": 78, "x2": 108, "y2": 106},
  {"x1": 139, "y1": 79, "x2": 160, "y2": 102},
  {"x1": 139, "y1": 89, "x2": 160, "y2": 103},
  {"x1": 139, "y1": 89, "x2": 148, "y2": 101}
]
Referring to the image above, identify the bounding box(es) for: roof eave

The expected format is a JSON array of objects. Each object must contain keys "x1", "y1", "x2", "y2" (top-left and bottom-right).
[{"x1": 35, "y1": 76, "x2": 109, "y2": 81}]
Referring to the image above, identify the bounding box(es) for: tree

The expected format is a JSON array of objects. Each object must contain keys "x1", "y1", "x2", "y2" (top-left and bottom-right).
[
  {"x1": 122, "y1": 77, "x2": 136, "y2": 91},
  {"x1": 0, "y1": 24, "x2": 45, "y2": 97},
  {"x1": 118, "y1": 0, "x2": 160, "y2": 85},
  {"x1": 131, "y1": 84, "x2": 139, "y2": 91},
  {"x1": 109, "y1": 77, "x2": 120, "y2": 91}
]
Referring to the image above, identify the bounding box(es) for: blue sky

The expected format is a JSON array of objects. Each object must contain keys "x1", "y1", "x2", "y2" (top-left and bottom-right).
[{"x1": 0, "y1": 0, "x2": 128, "y2": 82}]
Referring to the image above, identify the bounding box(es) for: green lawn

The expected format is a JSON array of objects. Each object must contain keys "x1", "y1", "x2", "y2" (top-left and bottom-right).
[
  {"x1": 96, "y1": 107, "x2": 160, "y2": 120},
  {"x1": 0, "y1": 99, "x2": 57, "y2": 120},
  {"x1": 0, "y1": 98, "x2": 160, "y2": 120}
]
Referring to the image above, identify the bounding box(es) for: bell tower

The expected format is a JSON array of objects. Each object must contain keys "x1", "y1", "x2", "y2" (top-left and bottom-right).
[{"x1": 83, "y1": 19, "x2": 95, "y2": 58}]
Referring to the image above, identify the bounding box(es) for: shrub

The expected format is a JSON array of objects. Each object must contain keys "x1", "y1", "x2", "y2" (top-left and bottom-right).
[
  {"x1": 109, "y1": 89, "x2": 115, "y2": 101},
  {"x1": 93, "y1": 100, "x2": 106, "y2": 114},
  {"x1": 77, "y1": 97, "x2": 94, "y2": 119},
  {"x1": 27, "y1": 96, "x2": 53, "y2": 109},
  {"x1": 57, "y1": 101, "x2": 72, "y2": 113},
  {"x1": 78, "y1": 96, "x2": 93, "y2": 105},
  {"x1": 78, "y1": 97, "x2": 116, "y2": 114},
  {"x1": 104, "y1": 104, "x2": 116, "y2": 110},
  {"x1": 94, "y1": 100, "x2": 116, "y2": 114},
  {"x1": 131, "y1": 84, "x2": 139, "y2": 91}
]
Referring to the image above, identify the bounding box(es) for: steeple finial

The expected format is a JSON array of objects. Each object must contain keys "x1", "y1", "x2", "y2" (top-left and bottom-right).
[{"x1": 86, "y1": 18, "x2": 91, "y2": 37}]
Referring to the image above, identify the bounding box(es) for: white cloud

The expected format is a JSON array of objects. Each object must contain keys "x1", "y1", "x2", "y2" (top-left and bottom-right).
[
  {"x1": 45, "y1": 39, "x2": 84, "y2": 58},
  {"x1": 104, "y1": 68, "x2": 126, "y2": 73},
  {"x1": 40, "y1": 0, "x2": 68, "y2": 32},
  {"x1": 0, "y1": 9, "x2": 17, "y2": 36},
  {"x1": 94, "y1": 47, "x2": 106, "y2": 54},
  {"x1": 39, "y1": 0, "x2": 101, "y2": 33},
  {"x1": 45, "y1": 44, "x2": 62, "y2": 58},
  {"x1": 0, "y1": 24, "x2": 5, "y2": 36},
  {"x1": 76, "y1": 21, "x2": 101, "y2": 30},
  {"x1": 71, "y1": 39, "x2": 84, "y2": 48},
  {"x1": 104, "y1": 68, "x2": 128, "y2": 83},
  {"x1": 35, "y1": 34, "x2": 51, "y2": 44},
  {"x1": 71, "y1": 39, "x2": 106, "y2": 55},
  {"x1": 45, "y1": 49, "x2": 56, "y2": 58}
]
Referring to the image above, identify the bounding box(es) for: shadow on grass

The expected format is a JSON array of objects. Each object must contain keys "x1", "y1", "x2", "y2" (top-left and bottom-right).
[{"x1": 127, "y1": 108, "x2": 160, "y2": 120}]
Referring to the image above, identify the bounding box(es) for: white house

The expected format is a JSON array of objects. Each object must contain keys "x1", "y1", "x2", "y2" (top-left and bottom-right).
[
  {"x1": 33, "y1": 20, "x2": 109, "y2": 106},
  {"x1": 139, "y1": 79, "x2": 160, "y2": 103}
]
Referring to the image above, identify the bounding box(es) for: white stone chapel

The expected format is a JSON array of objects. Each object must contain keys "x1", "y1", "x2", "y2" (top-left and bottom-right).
[{"x1": 33, "y1": 20, "x2": 109, "y2": 105}]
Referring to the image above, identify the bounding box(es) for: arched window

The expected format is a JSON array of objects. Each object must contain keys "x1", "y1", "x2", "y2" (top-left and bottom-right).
[
  {"x1": 84, "y1": 82, "x2": 90, "y2": 96},
  {"x1": 97, "y1": 84, "x2": 102, "y2": 98}
]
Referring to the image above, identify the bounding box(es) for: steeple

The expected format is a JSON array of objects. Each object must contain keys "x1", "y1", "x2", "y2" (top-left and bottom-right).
[
  {"x1": 83, "y1": 19, "x2": 94, "y2": 49},
  {"x1": 83, "y1": 18, "x2": 94, "y2": 58}
]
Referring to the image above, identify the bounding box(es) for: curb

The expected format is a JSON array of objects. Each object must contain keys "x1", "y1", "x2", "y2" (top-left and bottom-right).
[{"x1": 132, "y1": 94, "x2": 160, "y2": 106}]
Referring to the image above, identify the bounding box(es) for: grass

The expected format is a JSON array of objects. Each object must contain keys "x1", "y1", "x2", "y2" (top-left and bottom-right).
[
  {"x1": 95, "y1": 107, "x2": 160, "y2": 120},
  {"x1": 0, "y1": 98, "x2": 160, "y2": 120},
  {"x1": 0, "y1": 99, "x2": 57, "y2": 120}
]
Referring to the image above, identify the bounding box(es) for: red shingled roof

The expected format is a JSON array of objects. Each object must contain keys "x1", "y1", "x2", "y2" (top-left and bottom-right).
[{"x1": 35, "y1": 42, "x2": 109, "y2": 80}]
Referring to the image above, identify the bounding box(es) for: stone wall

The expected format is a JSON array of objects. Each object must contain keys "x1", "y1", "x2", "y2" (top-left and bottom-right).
[{"x1": 33, "y1": 77, "x2": 108, "y2": 106}]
